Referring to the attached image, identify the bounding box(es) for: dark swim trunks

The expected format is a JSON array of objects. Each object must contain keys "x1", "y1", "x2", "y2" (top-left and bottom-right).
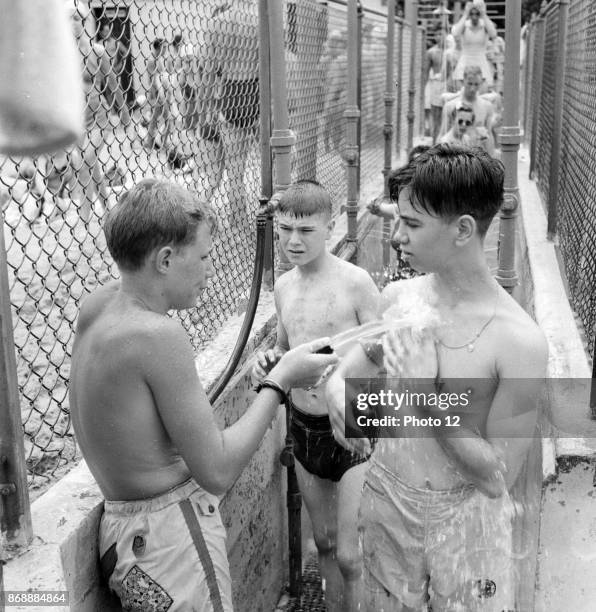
[
  {"x1": 290, "y1": 402, "x2": 369, "y2": 482},
  {"x1": 220, "y1": 78, "x2": 259, "y2": 128}
]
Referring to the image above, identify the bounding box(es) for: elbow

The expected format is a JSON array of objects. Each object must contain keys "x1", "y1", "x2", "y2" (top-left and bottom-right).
[
  {"x1": 477, "y1": 468, "x2": 507, "y2": 499},
  {"x1": 197, "y1": 475, "x2": 229, "y2": 497},
  {"x1": 480, "y1": 481, "x2": 505, "y2": 499},
  {"x1": 191, "y1": 465, "x2": 232, "y2": 497},
  {"x1": 201, "y1": 481, "x2": 229, "y2": 497}
]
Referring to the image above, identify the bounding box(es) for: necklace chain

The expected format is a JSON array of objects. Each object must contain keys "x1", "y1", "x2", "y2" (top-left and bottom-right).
[{"x1": 438, "y1": 285, "x2": 499, "y2": 352}]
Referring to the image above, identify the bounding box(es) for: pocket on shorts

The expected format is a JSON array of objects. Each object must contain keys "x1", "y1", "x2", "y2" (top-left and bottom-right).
[
  {"x1": 362, "y1": 470, "x2": 390, "y2": 500},
  {"x1": 192, "y1": 490, "x2": 221, "y2": 518}
]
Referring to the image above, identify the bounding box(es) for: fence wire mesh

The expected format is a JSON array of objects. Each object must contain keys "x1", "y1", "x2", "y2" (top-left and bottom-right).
[
  {"x1": 527, "y1": 0, "x2": 596, "y2": 354},
  {"x1": 532, "y1": 1, "x2": 558, "y2": 209},
  {"x1": 360, "y1": 12, "x2": 388, "y2": 191},
  {"x1": 0, "y1": 0, "x2": 424, "y2": 489},
  {"x1": 556, "y1": 0, "x2": 596, "y2": 349}
]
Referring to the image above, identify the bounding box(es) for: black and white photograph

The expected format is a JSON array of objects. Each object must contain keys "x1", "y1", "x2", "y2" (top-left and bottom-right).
[{"x1": 1, "y1": 0, "x2": 594, "y2": 611}]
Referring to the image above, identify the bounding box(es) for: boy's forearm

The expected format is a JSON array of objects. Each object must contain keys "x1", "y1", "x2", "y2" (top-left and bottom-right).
[
  {"x1": 217, "y1": 389, "x2": 284, "y2": 493},
  {"x1": 335, "y1": 343, "x2": 381, "y2": 381},
  {"x1": 434, "y1": 430, "x2": 506, "y2": 497}
]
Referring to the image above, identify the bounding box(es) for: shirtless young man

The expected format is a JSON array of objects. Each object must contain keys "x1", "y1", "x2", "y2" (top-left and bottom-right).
[
  {"x1": 439, "y1": 104, "x2": 490, "y2": 152},
  {"x1": 440, "y1": 65, "x2": 494, "y2": 150},
  {"x1": 69, "y1": 179, "x2": 337, "y2": 611},
  {"x1": 423, "y1": 28, "x2": 453, "y2": 144},
  {"x1": 252, "y1": 181, "x2": 380, "y2": 612},
  {"x1": 327, "y1": 144, "x2": 548, "y2": 611}
]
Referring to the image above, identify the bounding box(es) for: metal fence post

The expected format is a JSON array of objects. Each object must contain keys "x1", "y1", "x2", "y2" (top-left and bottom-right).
[
  {"x1": 382, "y1": 1, "x2": 397, "y2": 270},
  {"x1": 528, "y1": 6, "x2": 546, "y2": 179},
  {"x1": 496, "y1": 0, "x2": 522, "y2": 293},
  {"x1": 521, "y1": 15, "x2": 535, "y2": 143},
  {"x1": 266, "y1": 0, "x2": 302, "y2": 596},
  {"x1": 405, "y1": 0, "x2": 418, "y2": 152},
  {"x1": 546, "y1": 0, "x2": 569, "y2": 239},
  {"x1": 356, "y1": 1, "x2": 363, "y2": 195},
  {"x1": 383, "y1": 0, "x2": 396, "y2": 198},
  {"x1": 395, "y1": 18, "x2": 404, "y2": 155},
  {"x1": 268, "y1": 0, "x2": 295, "y2": 276},
  {"x1": 344, "y1": 0, "x2": 361, "y2": 244},
  {"x1": 0, "y1": 219, "x2": 32, "y2": 550},
  {"x1": 258, "y1": 0, "x2": 274, "y2": 289}
]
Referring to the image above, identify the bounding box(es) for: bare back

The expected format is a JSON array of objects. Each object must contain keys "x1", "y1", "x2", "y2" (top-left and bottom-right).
[
  {"x1": 276, "y1": 255, "x2": 378, "y2": 414},
  {"x1": 70, "y1": 282, "x2": 191, "y2": 500},
  {"x1": 427, "y1": 45, "x2": 444, "y2": 75}
]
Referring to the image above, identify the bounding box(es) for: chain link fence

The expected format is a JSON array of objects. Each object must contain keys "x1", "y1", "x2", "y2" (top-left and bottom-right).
[
  {"x1": 360, "y1": 10, "x2": 389, "y2": 192},
  {"x1": 557, "y1": 0, "x2": 596, "y2": 350},
  {"x1": 526, "y1": 0, "x2": 596, "y2": 356},
  {"x1": 0, "y1": 0, "x2": 425, "y2": 491},
  {"x1": 531, "y1": 0, "x2": 558, "y2": 210}
]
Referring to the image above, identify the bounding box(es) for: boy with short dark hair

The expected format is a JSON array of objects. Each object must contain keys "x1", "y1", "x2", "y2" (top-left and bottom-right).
[
  {"x1": 327, "y1": 144, "x2": 547, "y2": 611},
  {"x1": 253, "y1": 180, "x2": 380, "y2": 612},
  {"x1": 70, "y1": 178, "x2": 337, "y2": 611}
]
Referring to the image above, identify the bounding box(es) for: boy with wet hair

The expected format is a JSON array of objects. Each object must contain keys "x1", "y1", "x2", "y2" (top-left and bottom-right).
[
  {"x1": 327, "y1": 144, "x2": 547, "y2": 611},
  {"x1": 253, "y1": 180, "x2": 380, "y2": 612},
  {"x1": 70, "y1": 178, "x2": 338, "y2": 611}
]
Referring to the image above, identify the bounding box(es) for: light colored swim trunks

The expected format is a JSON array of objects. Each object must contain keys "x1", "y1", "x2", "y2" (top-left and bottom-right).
[
  {"x1": 360, "y1": 459, "x2": 515, "y2": 612},
  {"x1": 424, "y1": 72, "x2": 445, "y2": 109},
  {"x1": 99, "y1": 478, "x2": 233, "y2": 612}
]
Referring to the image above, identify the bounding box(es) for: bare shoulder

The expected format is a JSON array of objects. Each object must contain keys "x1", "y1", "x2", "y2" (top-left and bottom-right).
[
  {"x1": 334, "y1": 256, "x2": 376, "y2": 288},
  {"x1": 495, "y1": 291, "x2": 548, "y2": 377},
  {"x1": 77, "y1": 281, "x2": 120, "y2": 333},
  {"x1": 124, "y1": 316, "x2": 195, "y2": 380},
  {"x1": 379, "y1": 275, "x2": 432, "y2": 315},
  {"x1": 273, "y1": 267, "x2": 297, "y2": 302}
]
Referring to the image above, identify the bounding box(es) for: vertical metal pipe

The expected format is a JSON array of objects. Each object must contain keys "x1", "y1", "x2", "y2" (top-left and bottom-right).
[
  {"x1": 496, "y1": 0, "x2": 523, "y2": 293},
  {"x1": 405, "y1": 0, "x2": 418, "y2": 152},
  {"x1": 266, "y1": 1, "x2": 302, "y2": 596},
  {"x1": 0, "y1": 217, "x2": 32, "y2": 549},
  {"x1": 395, "y1": 18, "x2": 403, "y2": 155},
  {"x1": 546, "y1": 0, "x2": 569, "y2": 239},
  {"x1": 382, "y1": 1, "x2": 397, "y2": 270},
  {"x1": 383, "y1": 0, "x2": 396, "y2": 197},
  {"x1": 418, "y1": 25, "x2": 426, "y2": 137},
  {"x1": 268, "y1": 0, "x2": 295, "y2": 275},
  {"x1": 521, "y1": 17, "x2": 533, "y2": 144},
  {"x1": 356, "y1": 2, "x2": 363, "y2": 195},
  {"x1": 258, "y1": 0, "x2": 274, "y2": 289},
  {"x1": 528, "y1": 8, "x2": 545, "y2": 179},
  {"x1": 591, "y1": 332, "x2": 596, "y2": 419},
  {"x1": 344, "y1": 0, "x2": 361, "y2": 244}
]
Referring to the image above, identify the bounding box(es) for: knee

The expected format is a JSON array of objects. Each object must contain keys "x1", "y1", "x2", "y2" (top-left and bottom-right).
[
  {"x1": 336, "y1": 543, "x2": 363, "y2": 581},
  {"x1": 312, "y1": 530, "x2": 336, "y2": 557}
]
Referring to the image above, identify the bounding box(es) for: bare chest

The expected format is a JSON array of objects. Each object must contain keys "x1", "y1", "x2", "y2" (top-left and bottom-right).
[{"x1": 280, "y1": 282, "x2": 360, "y2": 345}]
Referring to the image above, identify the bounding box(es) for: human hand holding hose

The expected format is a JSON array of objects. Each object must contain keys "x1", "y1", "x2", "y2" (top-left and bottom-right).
[{"x1": 263, "y1": 338, "x2": 339, "y2": 394}]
